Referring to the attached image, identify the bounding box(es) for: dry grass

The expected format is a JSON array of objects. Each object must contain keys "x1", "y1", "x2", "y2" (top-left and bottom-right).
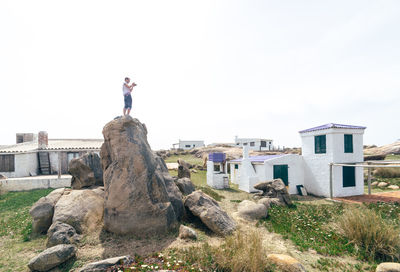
[
  {"x1": 335, "y1": 207, "x2": 400, "y2": 261},
  {"x1": 174, "y1": 229, "x2": 272, "y2": 272},
  {"x1": 374, "y1": 168, "x2": 400, "y2": 178}
]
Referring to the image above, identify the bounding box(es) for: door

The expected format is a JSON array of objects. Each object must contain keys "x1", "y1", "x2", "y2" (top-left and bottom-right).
[{"x1": 273, "y1": 165, "x2": 289, "y2": 186}]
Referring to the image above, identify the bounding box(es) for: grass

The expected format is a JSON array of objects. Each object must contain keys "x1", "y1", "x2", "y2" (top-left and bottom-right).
[
  {"x1": 262, "y1": 203, "x2": 354, "y2": 256},
  {"x1": 164, "y1": 154, "x2": 204, "y2": 166},
  {"x1": 263, "y1": 201, "x2": 400, "y2": 265},
  {"x1": 336, "y1": 207, "x2": 400, "y2": 262},
  {"x1": 386, "y1": 154, "x2": 400, "y2": 160},
  {"x1": 0, "y1": 189, "x2": 54, "y2": 272}
]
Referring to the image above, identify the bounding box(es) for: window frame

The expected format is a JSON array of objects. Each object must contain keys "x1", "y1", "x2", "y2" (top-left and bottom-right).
[
  {"x1": 0, "y1": 154, "x2": 15, "y2": 172},
  {"x1": 343, "y1": 166, "x2": 356, "y2": 187},
  {"x1": 314, "y1": 135, "x2": 326, "y2": 154},
  {"x1": 344, "y1": 134, "x2": 353, "y2": 153}
]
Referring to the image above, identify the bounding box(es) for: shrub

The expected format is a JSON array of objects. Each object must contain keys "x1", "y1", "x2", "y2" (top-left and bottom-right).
[
  {"x1": 374, "y1": 168, "x2": 400, "y2": 178},
  {"x1": 0, "y1": 183, "x2": 5, "y2": 196},
  {"x1": 176, "y1": 230, "x2": 272, "y2": 272},
  {"x1": 335, "y1": 207, "x2": 400, "y2": 261}
]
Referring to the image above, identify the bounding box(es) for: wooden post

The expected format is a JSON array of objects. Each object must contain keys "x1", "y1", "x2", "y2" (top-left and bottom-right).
[
  {"x1": 367, "y1": 162, "x2": 372, "y2": 195},
  {"x1": 58, "y1": 152, "x2": 61, "y2": 179},
  {"x1": 329, "y1": 163, "x2": 333, "y2": 199}
]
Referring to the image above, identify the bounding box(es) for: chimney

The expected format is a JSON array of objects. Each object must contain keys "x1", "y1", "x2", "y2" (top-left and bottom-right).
[
  {"x1": 38, "y1": 131, "x2": 48, "y2": 149},
  {"x1": 243, "y1": 145, "x2": 249, "y2": 159}
]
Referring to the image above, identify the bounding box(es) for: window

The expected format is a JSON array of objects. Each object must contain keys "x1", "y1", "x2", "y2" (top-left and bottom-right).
[
  {"x1": 343, "y1": 166, "x2": 356, "y2": 187},
  {"x1": 250, "y1": 142, "x2": 255, "y2": 147},
  {"x1": 344, "y1": 134, "x2": 353, "y2": 153},
  {"x1": 185, "y1": 145, "x2": 191, "y2": 148},
  {"x1": 236, "y1": 143, "x2": 239, "y2": 145},
  {"x1": 314, "y1": 135, "x2": 326, "y2": 154},
  {"x1": 16, "y1": 135, "x2": 24, "y2": 143},
  {"x1": 243, "y1": 143, "x2": 248, "y2": 146},
  {"x1": 235, "y1": 164, "x2": 239, "y2": 169},
  {"x1": 67, "y1": 152, "x2": 79, "y2": 163},
  {"x1": 0, "y1": 154, "x2": 15, "y2": 172},
  {"x1": 261, "y1": 141, "x2": 266, "y2": 147}
]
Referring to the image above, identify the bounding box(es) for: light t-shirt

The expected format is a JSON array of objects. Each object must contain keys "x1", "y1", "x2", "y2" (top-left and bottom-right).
[{"x1": 122, "y1": 83, "x2": 131, "y2": 96}]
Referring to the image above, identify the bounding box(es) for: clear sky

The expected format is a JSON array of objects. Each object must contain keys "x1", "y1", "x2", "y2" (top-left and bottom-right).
[{"x1": 1, "y1": 0, "x2": 399, "y2": 150}]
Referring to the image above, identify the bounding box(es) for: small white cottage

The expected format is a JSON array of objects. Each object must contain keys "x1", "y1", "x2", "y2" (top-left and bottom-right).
[
  {"x1": 173, "y1": 140, "x2": 205, "y2": 150},
  {"x1": 230, "y1": 123, "x2": 366, "y2": 198}
]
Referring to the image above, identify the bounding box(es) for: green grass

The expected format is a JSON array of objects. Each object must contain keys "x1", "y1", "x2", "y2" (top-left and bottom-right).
[
  {"x1": 364, "y1": 177, "x2": 400, "y2": 193},
  {"x1": 0, "y1": 189, "x2": 53, "y2": 272},
  {"x1": 164, "y1": 154, "x2": 203, "y2": 166},
  {"x1": 386, "y1": 154, "x2": 400, "y2": 160},
  {"x1": 263, "y1": 202, "x2": 400, "y2": 265},
  {"x1": 168, "y1": 169, "x2": 206, "y2": 188},
  {"x1": 262, "y1": 203, "x2": 354, "y2": 256}
]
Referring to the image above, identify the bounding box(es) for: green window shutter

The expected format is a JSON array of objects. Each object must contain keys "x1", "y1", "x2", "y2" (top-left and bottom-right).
[
  {"x1": 235, "y1": 164, "x2": 239, "y2": 169},
  {"x1": 344, "y1": 134, "x2": 353, "y2": 153},
  {"x1": 273, "y1": 165, "x2": 289, "y2": 186},
  {"x1": 343, "y1": 166, "x2": 356, "y2": 187},
  {"x1": 315, "y1": 135, "x2": 326, "y2": 154}
]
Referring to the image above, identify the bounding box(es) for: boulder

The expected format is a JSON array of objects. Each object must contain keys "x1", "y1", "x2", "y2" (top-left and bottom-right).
[
  {"x1": 376, "y1": 262, "x2": 400, "y2": 272},
  {"x1": 101, "y1": 116, "x2": 181, "y2": 235},
  {"x1": 371, "y1": 181, "x2": 379, "y2": 186},
  {"x1": 176, "y1": 178, "x2": 195, "y2": 195},
  {"x1": 69, "y1": 152, "x2": 103, "y2": 189},
  {"x1": 0, "y1": 173, "x2": 7, "y2": 179},
  {"x1": 28, "y1": 244, "x2": 76, "y2": 272},
  {"x1": 46, "y1": 222, "x2": 80, "y2": 248},
  {"x1": 388, "y1": 185, "x2": 400, "y2": 190},
  {"x1": 253, "y1": 179, "x2": 292, "y2": 206},
  {"x1": 78, "y1": 256, "x2": 131, "y2": 272},
  {"x1": 53, "y1": 188, "x2": 104, "y2": 233},
  {"x1": 30, "y1": 188, "x2": 65, "y2": 234},
  {"x1": 177, "y1": 159, "x2": 191, "y2": 179},
  {"x1": 266, "y1": 254, "x2": 306, "y2": 272},
  {"x1": 184, "y1": 191, "x2": 236, "y2": 236},
  {"x1": 258, "y1": 197, "x2": 283, "y2": 209},
  {"x1": 378, "y1": 182, "x2": 389, "y2": 188},
  {"x1": 178, "y1": 225, "x2": 197, "y2": 240},
  {"x1": 237, "y1": 200, "x2": 267, "y2": 220}
]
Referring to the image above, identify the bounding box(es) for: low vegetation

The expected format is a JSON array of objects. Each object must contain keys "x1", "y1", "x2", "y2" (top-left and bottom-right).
[
  {"x1": 336, "y1": 207, "x2": 400, "y2": 262},
  {"x1": 263, "y1": 201, "x2": 400, "y2": 266},
  {"x1": 374, "y1": 167, "x2": 400, "y2": 178},
  {"x1": 0, "y1": 189, "x2": 53, "y2": 271}
]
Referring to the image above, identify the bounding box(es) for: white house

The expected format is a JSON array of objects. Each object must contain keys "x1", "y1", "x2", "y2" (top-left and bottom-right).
[
  {"x1": 230, "y1": 123, "x2": 366, "y2": 198},
  {"x1": 300, "y1": 123, "x2": 366, "y2": 198},
  {"x1": 234, "y1": 136, "x2": 273, "y2": 151},
  {"x1": 0, "y1": 132, "x2": 103, "y2": 178},
  {"x1": 173, "y1": 140, "x2": 205, "y2": 150}
]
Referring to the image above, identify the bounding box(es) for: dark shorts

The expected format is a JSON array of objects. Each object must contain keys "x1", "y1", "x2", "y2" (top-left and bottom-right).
[{"x1": 124, "y1": 94, "x2": 132, "y2": 109}]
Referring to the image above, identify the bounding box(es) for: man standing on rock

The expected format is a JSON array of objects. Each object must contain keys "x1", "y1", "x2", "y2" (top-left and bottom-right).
[{"x1": 122, "y1": 77, "x2": 137, "y2": 116}]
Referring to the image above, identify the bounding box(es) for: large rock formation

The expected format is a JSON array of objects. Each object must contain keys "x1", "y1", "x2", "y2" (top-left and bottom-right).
[
  {"x1": 175, "y1": 177, "x2": 195, "y2": 195},
  {"x1": 236, "y1": 200, "x2": 267, "y2": 220},
  {"x1": 29, "y1": 188, "x2": 65, "y2": 234},
  {"x1": 69, "y1": 152, "x2": 103, "y2": 190},
  {"x1": 184, "y1": 191, "x2": 236, "y2": 236},
  {"x1": 254, "y1": 179, "x2": 292, "y2": 206},
  {"x1": 101, "y1": 116, "x2": 183, "y2": 235},
  {"x1": 46, "y1": 222, "x2": 80, "y2": 248},
  {"x1": 53, "y1": 188, "x2": 104, "y2": 233},
  {"x1": 78, "y1": 256, "x2": 131, "y2": 272},
  {"x1": 177, "y1": 159, "x2": 191, "y2": 179}
]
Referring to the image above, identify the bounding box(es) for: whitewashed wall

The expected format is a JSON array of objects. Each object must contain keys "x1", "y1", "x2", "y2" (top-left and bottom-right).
[
  {"x1": 179, "y1": 141, "x2": 205, "y2": 150},
  {"x1": 0, "y1": 176, "x2": 71, "y2": 191},
  {"x1": 0, "y1": 153, "x2": 38, "y2": 178}
]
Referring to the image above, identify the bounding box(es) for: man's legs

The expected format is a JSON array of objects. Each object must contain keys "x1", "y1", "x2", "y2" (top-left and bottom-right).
[
  {"x1": 123, "y1": 108, "x2": 127, "y2": 116},
  {"x1": 127, "y1": 108, "x2": 131, "y2": 115}
]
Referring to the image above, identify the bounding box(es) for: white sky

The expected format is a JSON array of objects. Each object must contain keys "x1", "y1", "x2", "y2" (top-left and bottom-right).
[{"x1": 1, "y1": 0, "x2": 399, "y2": 150}]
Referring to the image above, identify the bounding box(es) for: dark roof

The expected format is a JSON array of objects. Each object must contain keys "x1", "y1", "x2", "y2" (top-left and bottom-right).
[
  {"x1": 230, "y1": 154, "x2": 285, "y2": 163},
  {"x1": 299, "y1": 123, "x2": 366, "y2": 134}
]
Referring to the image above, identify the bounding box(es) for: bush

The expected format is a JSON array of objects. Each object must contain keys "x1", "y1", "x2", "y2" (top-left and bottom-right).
[
  {"x1": 176, "y1": 230, "x2": 272, "y2": 272},
  {"x1": 336, "y1": 208, "x2": 400, "y2": 261},
  {"x1": 0, "y1": 183, "x2": 6, "y2": 196},
  {"x1": 374, "y1": 168, "x2": 400, "y2": 178}
]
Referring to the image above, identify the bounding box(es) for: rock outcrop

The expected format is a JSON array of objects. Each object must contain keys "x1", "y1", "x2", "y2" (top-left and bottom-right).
[
  {"x1": 69, "y1": 152, "x2": 103, "y2": 189},
  {"x1": 178, "y1": 225, "x2": 197, "y2": 240},
  {"x1": 176, "y1": 177, "x2": 195, "y2": 195},
  {"x1": 78, "y1": 256, "x2": 131, "y2": 272},
  {"x1": 236, "y1": 200, "x2": 267, "y2": 220},
  {"x1": 30, "y1": 188, "x2": 65, "y2": 234},
  {"x1": 46, "y1": 222, "x2": 80, "y2": 248},
  {"x1": 101, "y1": 116, "x2": 182, "y2": 235},
  {"x1": 184, "y1": 191, "x2": 236, "y2": 236},
  {"x1": 376, "y1": 262, "x2": 400, "y2": 272},
  {"x1": 266, "y1": 254, "x2": 306, "y2": 272},
  {"x1": 28, "y1": 244, "x2": 76, "y2": 272},
  {"x1": 254, "y1": 179, "x2": 292, "y2": 206},
  {"x1": 177, "y1": 159, "x2": 191, "y2": 179},
  {"x1": 53, "y1": 188, "x2": 104, "y2": 233}
]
